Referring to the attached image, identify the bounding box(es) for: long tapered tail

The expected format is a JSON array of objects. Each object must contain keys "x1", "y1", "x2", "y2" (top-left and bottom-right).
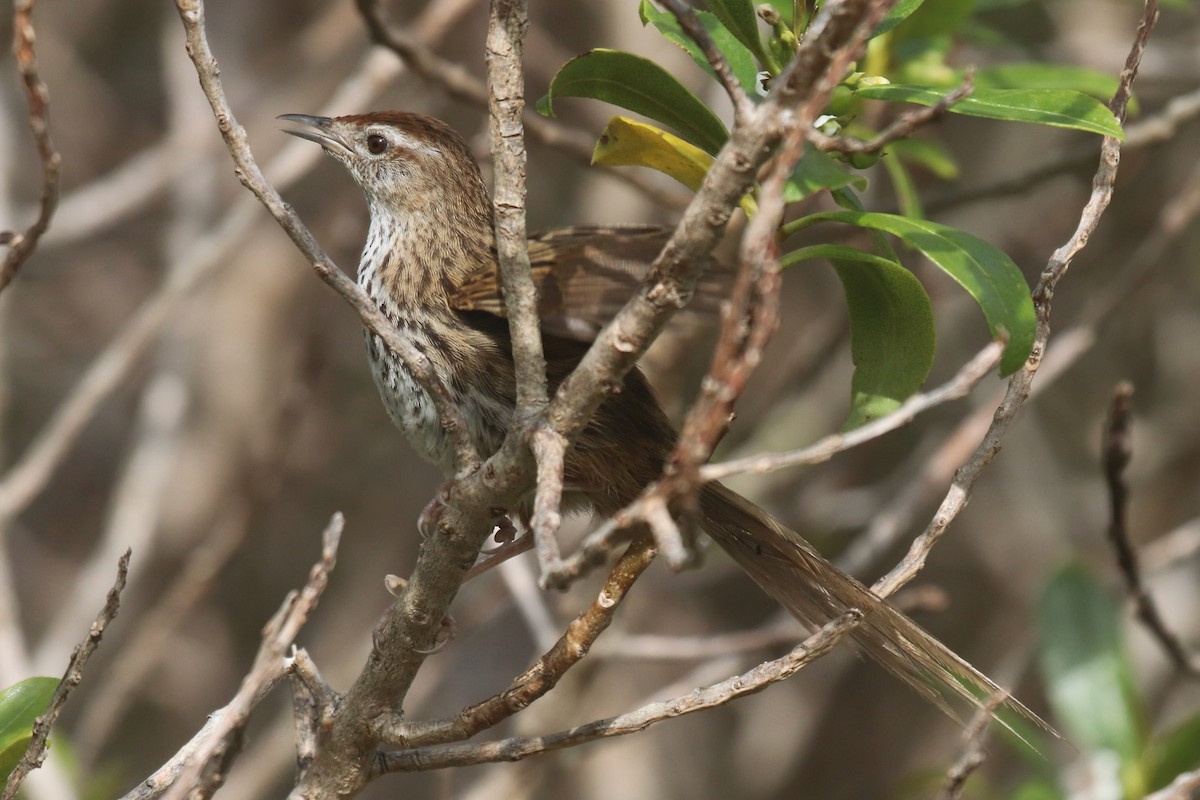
[{"x1": 699, "y1": 481, "x2": 1045, "y2": 727}]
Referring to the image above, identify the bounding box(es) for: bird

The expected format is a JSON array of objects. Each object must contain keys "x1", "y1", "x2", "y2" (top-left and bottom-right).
[{"x1": 280, "y1": 110, "x2": 1039, "y2": 724}]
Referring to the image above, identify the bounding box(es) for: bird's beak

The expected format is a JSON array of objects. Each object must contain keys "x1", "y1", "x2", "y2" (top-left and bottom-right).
[{"x1": 278, "y1": 114, "x2": 351, "y2": 156}]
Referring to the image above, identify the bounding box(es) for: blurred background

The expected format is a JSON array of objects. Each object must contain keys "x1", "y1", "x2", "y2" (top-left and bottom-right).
[{"x1": 1, "y1": 0, "x2": 1198, "y2": 798}]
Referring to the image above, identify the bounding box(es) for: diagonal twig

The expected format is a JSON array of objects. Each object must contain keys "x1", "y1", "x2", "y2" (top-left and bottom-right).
[
  {"x1": 0, "y1": 0, "x2": 62, "y2": 294},
  {"x1": 375, "y1": 612, "x2": 861, "y2": 772},
  {"x1": 873, "y1": 0, "x2": 1160, "y2": 601},
  {"x1": 813, "y1": 71, "x2": 975, "y2": 155},
  {"x1": 376, "y1": 535, "x2": 656, "y2": 749},
  {"x1": 154, "y1": 515, "x2": 342, "y2": 800},
  {"x1": 1, "y1": 551, "x2": 129, "y2": 800},
  {"x1": 659, "y1": 0, "x2": 752, "y2": 121},
  {"x1": 1102, "y1": 382, "x2": 1199, "y2": 676},
  {"x1": 936, "y1": 691, "x2": 1008, "y2": 800}
]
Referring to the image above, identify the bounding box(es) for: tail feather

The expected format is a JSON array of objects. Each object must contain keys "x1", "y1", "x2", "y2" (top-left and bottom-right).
[{"x1": 699, "y1": 481, "x2": 1049, "y2": 731}]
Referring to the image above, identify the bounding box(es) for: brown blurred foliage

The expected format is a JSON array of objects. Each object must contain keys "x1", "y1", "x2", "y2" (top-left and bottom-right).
[{"x1": 1, "y1": 0, "x2": 1198, "y2": 798}]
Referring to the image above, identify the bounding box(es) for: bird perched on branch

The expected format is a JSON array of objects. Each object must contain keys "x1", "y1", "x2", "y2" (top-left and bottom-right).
[{"x1": 281, "y1": 110, "x2": 1040, "y2": 724}]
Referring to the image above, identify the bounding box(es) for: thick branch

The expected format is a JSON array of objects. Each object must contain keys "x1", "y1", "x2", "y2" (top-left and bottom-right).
[{"x1": 486, "y1": 0, "x2": 546, "y2": 413}]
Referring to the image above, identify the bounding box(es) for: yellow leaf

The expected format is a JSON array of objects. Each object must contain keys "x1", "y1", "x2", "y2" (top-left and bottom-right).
[{"x1": 592, "y1": 117, "x2": 757, "y2": 216}]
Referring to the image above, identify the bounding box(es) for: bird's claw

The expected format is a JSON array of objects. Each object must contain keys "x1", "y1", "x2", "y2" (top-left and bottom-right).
[
  {"x1": 417, "y1": 480, "x2": 455, "y2": 538},
  {"x1": 414, "y1": 614, "x2": 457, "y2": 654}
]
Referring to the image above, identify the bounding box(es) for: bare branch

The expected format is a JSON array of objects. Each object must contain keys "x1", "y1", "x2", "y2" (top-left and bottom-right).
[
  {"x1": 148, "y1": 515, "x2": 341, "y2": 800},
  {"x1": 0, "y1": 0, "x2": 61, "y2": 294},
  {"x1": 872, "y1": 0, "x2": 1159, "y2": 601},
  {"x1": 2, "y1": 551, "x2": 129, "y2": 800},
  {"x1": 486, "y1": 0, "x2": 546, "y2": 413},
  {"x1": 529, "y1": 425, "x2": 567, "y2": 577},
  {"x1": 376, "y1": 612, "x2": 860, "y2": 772},
  {"x1": 813, "y1": 71, "x2": 975, "y2": 155},
  {"x1": 659, "y1": 0, "x2": 752, "y2": 121},
  {"x1": 377, "y1": 536, "x2": 656, "y2": 749},
  {"x1": 1102, "y1": 382, "x2": 1200, "y2": 675},
  {"x1": 936, "y1": 691, "x2": 1007, "y2": 800},
  {"x1": 701, "y1": 341, "x2": 1002, "y2": 481}
]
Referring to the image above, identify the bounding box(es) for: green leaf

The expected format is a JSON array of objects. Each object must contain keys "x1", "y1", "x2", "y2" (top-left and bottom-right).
[
  {"x1": 1039, "y1": 565, "x2": 1147, "y2": 795},
  {"x1": 1149, "y1": 713, "x2": 1200, "y2": 791},
  {"x1": 975, "y1": 64, "x2": 1119, "y2": 97},
  {"x1": 857, "y1": 84, "x2": 1125, "y2": 139},
  {"x1": 640, "y1": 0, "x2": 761, "y2": 97},
  {"x1": 887, "y1": 136, "x2": 959, "y2": 180},
  {"x1": 788, "y1": 211, "x2": 1035, "y2": 374},
  {"x1": 0, "y1": 677, "x2": 58, "y2": 782},
  {"x1": 784, "y1": 143, "x2": 868, "y2": 202},
  {"x1": 1012, "y1": 780, "x2": 1064, "y2": 800},
  {"x1": 537, "y1": 49, "x2": 730, "y2": 155},
  {"x1": 874, "y1": 0, "x2": 929, "y2": 38},
  {"x1": 891, "y1": 0, "x2": 976, "y2": 40},
  {"x1": 704, "y1": 0, "x2": 777, "y2": 71},
  {"x1": 976, "y1": 63, "x2": 1136, "y2": 115},
  {"x1": 881, "y1": 154, "x2": 923, "y2": 218},
  {"x1": 784, "y1": 246, "x2": 935, "y2": 429}
]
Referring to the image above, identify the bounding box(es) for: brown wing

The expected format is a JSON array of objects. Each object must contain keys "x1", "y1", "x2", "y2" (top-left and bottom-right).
[{"x1": 451, "y1": 225, "x2": 727, "y2": 342}]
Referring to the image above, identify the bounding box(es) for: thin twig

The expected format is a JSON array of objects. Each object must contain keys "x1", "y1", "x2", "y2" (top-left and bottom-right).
[
  {"x1": 376, "y1": 536, "x2": 656, "y2": 749},
  {"x1": 813, "y1": 71, "x2": 975, "y2": 155},
  {"x1": 375, "y1": 612, "x2": 860, "y2": 772},
  {"x1": 659, "y1": 0, "x2": 752, "y2": 121},
  {"x1": 872, "y1": 0, "x2": 1158, "y2": 601},
  {"x1": 702, "y1": 341, "x2": 1002, "y2": 481},
  {"x1": 156, "y1": 515, "x2": 342, "y2": 800},
  {"x1": 936, "y1": 691, "x2": 1007, "y2": 800},
  {"x1": 1, "y1": 551, "x2": 129, "y2": 800},
  {"x1": 0, "y1": 0, "x2": 61, "y2": 294},
  {"x1": 1102, "y1": 382, "x2": 1199, "y2": 675}
]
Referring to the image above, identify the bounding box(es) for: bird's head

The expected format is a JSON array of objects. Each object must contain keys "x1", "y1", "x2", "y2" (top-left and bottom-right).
[{"x1": 279, "y1": 111, "x2": 490, "y2": 218}]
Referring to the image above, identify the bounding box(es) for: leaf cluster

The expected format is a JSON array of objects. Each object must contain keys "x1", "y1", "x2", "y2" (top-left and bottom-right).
[{"x1": 538, "y1": 0, "x2": 1124, "y2": 428}]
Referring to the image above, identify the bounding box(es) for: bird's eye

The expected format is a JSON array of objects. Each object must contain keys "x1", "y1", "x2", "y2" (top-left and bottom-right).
[{"x1": 366, "y1": 133, "x2": 388, "y2": 155}]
